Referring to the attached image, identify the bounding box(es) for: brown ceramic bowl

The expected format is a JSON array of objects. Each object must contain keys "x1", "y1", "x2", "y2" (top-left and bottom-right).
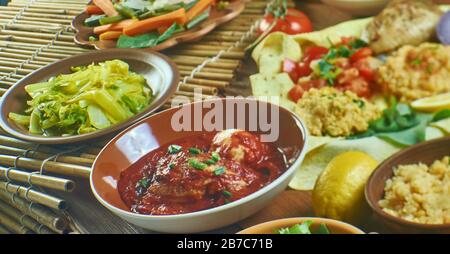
[
  {"x1": 238, "y1": 217, "x2": 365, "y2": 234},
  {"x1": 72, "y1": 1, "x2": 245, "y2": 51},
  {"x1": 365, "y1": 136, "x2": 450, "y2": 234},
  {"x1": 0, "y1": 49, "x2": 179, "y2": 144},
  {"x1": 91, "y1": 98, "x2": 309, "y2": 233}
]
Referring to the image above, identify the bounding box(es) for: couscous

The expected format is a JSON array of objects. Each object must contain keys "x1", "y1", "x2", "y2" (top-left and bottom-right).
[
  {"x1": 295, "y1": 87, "x2": 381, "y2": 137},
  {"x1": 379, "y1": 156, "x2": 450, "y2": 224}
]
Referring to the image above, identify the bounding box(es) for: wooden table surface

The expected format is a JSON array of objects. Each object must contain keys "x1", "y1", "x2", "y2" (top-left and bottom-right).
[{"x1": 63, "y1": 0, "x2": 450, "y2": 234}]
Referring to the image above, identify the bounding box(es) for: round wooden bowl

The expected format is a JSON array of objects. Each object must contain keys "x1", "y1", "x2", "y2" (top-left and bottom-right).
[
  {"x1": 238, "y1": 217, "x2": 365, "y2": 234},
  {"x1": 365, "y1": 136, "x2": 450, "y2": 234}
]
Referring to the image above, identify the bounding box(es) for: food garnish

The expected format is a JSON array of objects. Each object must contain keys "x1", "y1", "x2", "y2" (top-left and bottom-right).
[
  {"x1": 379, "y1": 156, "x2": 450, "y2": 224},
  {"x1": 411, "y1": 92, "x2": 450, "y2": 113},
  {"x1": 118, "y1": 131, "x2": 287, "y2": 215},
  {"x1": 276, "y1": 220, "x2": 330, "y2": 234},
  {"x1": 312, "y1": 151, "x2": 378, "y2": 225},
  {"x1": 8, "y1": 60, "x2": 152, "y2": 136}
]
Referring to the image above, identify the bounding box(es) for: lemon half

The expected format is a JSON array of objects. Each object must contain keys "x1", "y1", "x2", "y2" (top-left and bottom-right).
[
  {"x1": 312, "y1": 151, "x2": 378, "y2": 225},
  {"x1": 411, "y1": 92, "x2": 450, "y2": 112}
]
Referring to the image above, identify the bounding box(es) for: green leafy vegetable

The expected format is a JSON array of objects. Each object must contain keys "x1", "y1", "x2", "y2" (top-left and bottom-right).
[
  {"x1": 277, "y1": 221, "x2": 330, "y2": 234},
  {"x1": 8, "y1": 60, "x2": 153, "y2": 136},
  {"x1": 187, "y1": 9, "x2": 210, "y2": 29},
  {"x1": 157, "y1": 23, "x2": 184, "y2": 43},
  {"x1": 117, "y1": 32, "x2": 159, "y2": 48},
  {"x1": 349, "y1": 98, "x2": 450, "y2": 146}
]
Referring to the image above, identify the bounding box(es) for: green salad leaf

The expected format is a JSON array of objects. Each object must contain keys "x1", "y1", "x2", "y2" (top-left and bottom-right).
[
  {"x1": 276, "y1": 221, "x2": 330, "y2": 234},
  {"x1": 117, "y1": 32, "x2": 159, "y2": 48},
  {"x1": 9, "y1": 60, "x2": 153, "y2": 136},
  {"x1": 348, "y1": 97, "x2": 450, "y2": 146}
]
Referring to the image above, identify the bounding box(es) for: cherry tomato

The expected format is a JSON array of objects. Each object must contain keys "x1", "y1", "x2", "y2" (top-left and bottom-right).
[
  {"x1": 350, "y1": 47, "x2": 373, "y2": 63},
  {"x1": 297, "y1": 61, "x2": 312, "y2": 78},
  {"x1": 283, "y1": 59, "x2": 300, "y2": 83},
  {"x1": 288, "y1": 85, "x2": 305, "y2": 102},
  {"x1": 258, "y1": 8, "x2": 313, "y2": 35}
]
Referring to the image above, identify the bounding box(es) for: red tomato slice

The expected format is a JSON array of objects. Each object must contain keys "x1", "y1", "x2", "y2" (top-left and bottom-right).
[
  {"x1": 303, "y1": 46, "x2": 329, "y2": 62},
  {"x1": 353, "y1": 58, "x2": 375, "y2": 81},
  {"x1": 288, "y1": 85, "x2": 304, "y2": 102},
  {"x1": 297, "y1": 61, "x2": 312, "y2": 78},
  {"x1": 350, "y1": 47, "x2": 373, "y2": 63},
  {"x1": 283, "y1": 58, "x2": 300, "y2": 83}
]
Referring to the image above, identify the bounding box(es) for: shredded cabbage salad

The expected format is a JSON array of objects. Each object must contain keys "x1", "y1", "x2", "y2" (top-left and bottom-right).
[{"x1": 9, "y1": 60, "x2": 153, "y2": 136}]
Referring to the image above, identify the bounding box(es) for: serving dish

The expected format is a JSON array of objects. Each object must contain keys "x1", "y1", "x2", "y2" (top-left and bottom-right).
[
  {"x1": 91, "y1": 98, "x2": 308, "y2": 233},
  {"x1": 72, "y1": 0, "x2": 245, "y2": 51},
  {"x1": 365, "y1": 136, "x2": 450, "y2": 234},
  {"x1": 320, "y1": 0, "x2": 389, "y2": 17},
  {"x1": 0, "y1": 49, "x2": 179, "y2": 144},
  {"x1": 238, "y1": 217, "x2": 365, "y2": 234}
]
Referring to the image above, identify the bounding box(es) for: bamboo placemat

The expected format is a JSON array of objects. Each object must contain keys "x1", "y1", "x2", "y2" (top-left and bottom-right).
[{"x1": 0, "y1": 0, "x2": 294, "y2": 234}]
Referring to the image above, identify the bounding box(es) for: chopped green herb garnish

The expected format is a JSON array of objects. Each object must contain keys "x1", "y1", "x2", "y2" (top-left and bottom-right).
[
  {"x1": 188, "y1": 159, "x2": 207, "y2": 170},
  {"x1": 168, "y1": 144, "x2": 182, "y2": 154},
  {"x1": 353, "y1": 99, "x2": 365, "y2": 108},
  {"x1": 411, "y1": 59, "x2": 422, "y2": 66},
  {"x1": 222, "y1": 190, "x2": 232, "y2": 198},
  {"x1": 188, "y1": 147, "x2": 202, "y2": 155},
  {"x1": 214, "y1": 167, "x2": 226, "y2": 176},
  {"x1": 205, "y1": 159, "x2": 216, "y2": 165},
  {"x1": 348, "y1": 38, "x2": 368, "y2": 49},
  {"x1": 168, "y1": 163, "x2": 175, "y2": 170},
  {"x1": 211, "y1": 152, "x2": 221, "y2": 162},
  {"x1": 137, "y1": 178, "x2": 149, "y2": 188}
]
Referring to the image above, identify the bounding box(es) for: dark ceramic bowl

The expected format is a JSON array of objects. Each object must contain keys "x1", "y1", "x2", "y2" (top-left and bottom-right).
[
  {"x1": 0, "y1": 49, "x2": 179, "y2": 144},
  {"x1": 365, "y1": 136, "x2": 450, "y2": 233}
]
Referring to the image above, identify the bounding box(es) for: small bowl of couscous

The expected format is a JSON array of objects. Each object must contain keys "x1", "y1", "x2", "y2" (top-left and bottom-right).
[{"x1": 365, "y1": 136, "x2": 450, "y2": 234}]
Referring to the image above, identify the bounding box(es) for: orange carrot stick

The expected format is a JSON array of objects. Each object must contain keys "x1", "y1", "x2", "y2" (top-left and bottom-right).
[
  {"x1": 93, "y1": 19, "x2": 136, "y2": 35},
  {"x1": 86, "y1": 5, "x2": 104, "y2": 15},
  {"x1": 123, "y1": 8, "x2": 186, "y2": 36},
  {"x1": 99, "y1": 31, "x2": 122, "y2": 40},
  {"x1": 186, "y1": 0, "x2": 214, "y2": 22},
  {"x1": 92, "y1": 0, "x2": 118, "y2": 17}
]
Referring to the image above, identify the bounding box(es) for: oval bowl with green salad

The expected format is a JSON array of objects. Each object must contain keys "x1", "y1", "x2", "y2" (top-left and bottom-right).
[{"x1": 0, "y1": 49, "x2": 179, "y2": 144}]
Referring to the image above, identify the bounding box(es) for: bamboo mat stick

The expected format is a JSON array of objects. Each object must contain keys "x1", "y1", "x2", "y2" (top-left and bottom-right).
[
  {"x1": 0, "y1": 224, "x2": 11, "y2": 234},
  {"x1": 178, "y1": 65, "x2": 235, "y2": 75},
  {"x1": 0, "y1": 210, "x2": 33, "y2": 234},
  {"x1": 0, "y1": 88, "x2": 6, "y2": 96},
  {"x1": 180, "y1": 70, "x2": 234, "y2": 81},
  {"x1": 179, "y1": 84, "x2": 218, "y2": 95},
  {"x1": 0, "y1": 189, "x2": 67, "y2": 232},
  {"x1": 0, "y1": 145, "x2": 94, "y2": 166},
  {"x1": 0, "y1": 200, "x2": 55, "y2": 234},
  {"x1": 0, "y1": 166, "x2": 75, "y2": 192},
  {"x1": 0, "y1": 155, "x2": 91, "y2": 179},
  {"x1": 187, "y1": 78, "x2": 229, "y2": 88},
  {"x1": 0, "y1": 181, "x2": 67, "y2": 210}
]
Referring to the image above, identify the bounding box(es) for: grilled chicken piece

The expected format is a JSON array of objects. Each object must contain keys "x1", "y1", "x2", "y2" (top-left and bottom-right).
[{"x1": 362, "y1": 0, "x2": 442, "y2": 54}]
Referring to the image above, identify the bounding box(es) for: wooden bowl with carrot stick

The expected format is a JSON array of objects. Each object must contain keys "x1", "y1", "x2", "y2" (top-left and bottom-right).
[{"x1": 72, "y1": 0, "x2": 245, "y2": 51}]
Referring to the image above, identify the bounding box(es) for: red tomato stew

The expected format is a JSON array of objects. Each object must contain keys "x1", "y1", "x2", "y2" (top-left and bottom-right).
[{"x1": 118, "y1": 130, "x2": 288, "y2": 215}]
